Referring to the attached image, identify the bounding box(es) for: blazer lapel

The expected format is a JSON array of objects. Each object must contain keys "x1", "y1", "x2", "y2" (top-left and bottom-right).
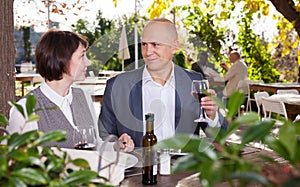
[
  {"x1": 128, "y1": 68, "x2": 144, "y2": 146},
  {"x1": 129, "y1": 80, "x2": 143, "y2": 121}
]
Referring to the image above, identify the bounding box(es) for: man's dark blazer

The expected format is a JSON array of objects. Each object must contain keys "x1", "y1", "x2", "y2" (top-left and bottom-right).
[{"x1": 98, "y1": 64, "x2": 227, "y2": 147}]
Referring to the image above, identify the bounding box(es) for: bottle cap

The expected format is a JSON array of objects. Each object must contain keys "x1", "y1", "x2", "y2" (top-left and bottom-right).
[{"x1": 145, "y1": 113, "x2": 154, "y2": 121}]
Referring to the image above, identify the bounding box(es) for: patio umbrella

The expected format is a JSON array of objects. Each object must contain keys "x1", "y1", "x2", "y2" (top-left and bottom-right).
[{"x1": 118, "y1": 26, "x2": 130, "y2": 71}]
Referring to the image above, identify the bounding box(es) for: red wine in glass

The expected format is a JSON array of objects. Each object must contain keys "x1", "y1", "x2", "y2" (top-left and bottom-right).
[
  {"x1": 191, "y1": 80, "x2": 209, "y2": 122},
  {"x1": 73, "y1": 127, "x2": 96, "y2": 150},
  {"x1": 193, "y1": 93, "x2": 207, "y2": 103},
  {"x1": 74, "y1": 142, "x2": 94, "y2": 150}
]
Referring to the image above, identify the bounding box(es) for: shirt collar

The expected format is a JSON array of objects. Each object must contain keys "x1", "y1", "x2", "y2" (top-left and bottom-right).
[
  {"x1": 40, "y1": 81, "x2": 73, "y2": 107},
  {"x1": 142, "y1": 63, "x2": 175, "y2": 86}
]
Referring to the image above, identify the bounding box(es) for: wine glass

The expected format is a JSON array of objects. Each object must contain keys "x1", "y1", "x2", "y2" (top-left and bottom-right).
[
  {"x1": 73, "y1": 126, "x2": 97, "y2": 150},
  {"x1": 191, "y1": 80, "x2": 209, "y2": 122}
]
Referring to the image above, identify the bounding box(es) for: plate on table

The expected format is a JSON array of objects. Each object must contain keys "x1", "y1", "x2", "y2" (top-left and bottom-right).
[
  {"x1": 101, "y1": 151, "x2": 138, "y2": 169},
  {"x1": 124, "y1": 153, "x2": 139, "y2": 169}
]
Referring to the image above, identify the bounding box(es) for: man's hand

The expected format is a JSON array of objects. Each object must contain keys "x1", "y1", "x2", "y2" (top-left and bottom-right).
[
  {"x1": 114, "y1": 133, "x2": 135, "y2": 152},
  {"x1": 221, "y1": 61, "x2": 229, "y2": 71},
  {"x1": 201, "y1": 89, "x2": 218, "y2": 120}
]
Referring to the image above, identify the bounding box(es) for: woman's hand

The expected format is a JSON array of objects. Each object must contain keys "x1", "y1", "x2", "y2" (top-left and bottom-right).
[
  {"x1": 201, "y1": 89, "x2": 218, "y2": 120},
  {"x1": 114, "y1": 133, "x2": 135, "y2": 152}
]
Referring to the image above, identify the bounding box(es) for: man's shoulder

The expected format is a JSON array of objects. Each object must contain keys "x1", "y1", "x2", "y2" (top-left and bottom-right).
[{"x1": 175, "y1": 65, "x2": 204, "y2": 80}]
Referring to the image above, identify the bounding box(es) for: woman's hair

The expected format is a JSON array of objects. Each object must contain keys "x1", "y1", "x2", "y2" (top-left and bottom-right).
[{"x1": 35, "y1": 29, "x2": 88, "y2": 81}]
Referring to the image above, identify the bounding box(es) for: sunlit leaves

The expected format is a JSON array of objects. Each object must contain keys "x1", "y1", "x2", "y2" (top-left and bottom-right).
[
  {"x1": 113, "y1": 0, "x2": 117, "y2": 7},
  {"x1": 261, "y1": 3, "x2": 270, "y2": 16},
  {"x1": 148, "y1": 0, "x2": 174, "y2": 19},
  {"x1": 282, "y1": 48, "x2": 291, "y2": 56},
  {"x1": 291, "y1": 40, "x2": 299, "y2": 48},
  {"x1": 191, "y1": 0, "x2": 202, "y2": 5},
  {"x1": 273, "y1": 18, "x2": 299, "y2": 58},
  {"x1": 219, "y1": 11, "x2": 229, "y2": 19},
  {"x1": 298, "y1": 51, "x2": 300, "y2": 65}
]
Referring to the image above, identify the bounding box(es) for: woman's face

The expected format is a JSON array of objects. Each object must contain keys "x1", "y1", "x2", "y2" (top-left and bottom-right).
[{"x1": 66, "y1": 43, "x2": 90, "y2": 81}]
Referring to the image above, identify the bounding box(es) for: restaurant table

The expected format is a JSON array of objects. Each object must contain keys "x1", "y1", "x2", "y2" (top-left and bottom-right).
[
  {"x1": 121, "y1": 170, "x2": 196, "y2": 187},
  {"x1": 120, "y1": 146, "x2": 283, "y2": 187},
  {"x1": 249, "y1": 82, "x2": 300, "y2": 94},
  {"x1": 74, "y1": 77, "x2": 107, "y2": 85},
  {"x1": 266, "y1": 93, "x2": 300, "y2": 120},
  {"x1": 15, "y1": 73, "x2": 43, "y2": 96},
  {"x1": 120, "y1": 148, "x2": 197, "y2": 187},
  {"x1": 98, "y1": 70, "x2": 122, "y2": 78},
  {"x1": 72, "y1": 84, "x2": 105, "y2": 104}
]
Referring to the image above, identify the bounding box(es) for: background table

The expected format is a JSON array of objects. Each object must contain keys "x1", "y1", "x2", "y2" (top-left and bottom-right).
[
  {"x1": 249, "y1": 83, "x2": 300, "y2": 94},
  {"x1": 72, "y1": 84, "x2": 105, "y2": 104},
  {"x1": 74, "y1": 77, "x2": 107, "y2": 85},
  {"x1": 16, "y1": 73, "x2": 43, "y2": 96}
]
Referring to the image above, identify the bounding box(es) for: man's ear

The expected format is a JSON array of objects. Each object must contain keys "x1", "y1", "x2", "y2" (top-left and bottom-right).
[{"x1": 172, "y1": 40, "x2": 179, "y2": 54}]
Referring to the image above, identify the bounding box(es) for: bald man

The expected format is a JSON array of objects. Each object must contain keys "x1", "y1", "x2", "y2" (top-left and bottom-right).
[
  {"x1": 220, "y1": 51, "x2": 248, "y2": 97},
  {"x1": 98, "y1": 18, "x2": 227, "y2": 147}
]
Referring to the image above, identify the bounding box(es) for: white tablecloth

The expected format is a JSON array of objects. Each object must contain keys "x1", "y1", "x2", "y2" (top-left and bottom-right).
[{"x1": 267, "y1": 93, "x2": 300, "y2": 105}]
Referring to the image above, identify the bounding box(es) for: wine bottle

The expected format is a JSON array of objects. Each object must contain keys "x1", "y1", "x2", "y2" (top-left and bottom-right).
[{"x1": 142, "y1": 113, "x2": 157, "y2": 185}]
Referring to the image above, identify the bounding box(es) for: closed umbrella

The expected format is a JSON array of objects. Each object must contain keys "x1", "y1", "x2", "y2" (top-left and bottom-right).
[{"x1": 118, "y1": 26, "x2": 130, "y2": 71}]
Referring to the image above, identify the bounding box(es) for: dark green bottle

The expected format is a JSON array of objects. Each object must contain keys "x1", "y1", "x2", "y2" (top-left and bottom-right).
[{"x1": 142, "y1": 113, "x2": 157, "y2": 185}]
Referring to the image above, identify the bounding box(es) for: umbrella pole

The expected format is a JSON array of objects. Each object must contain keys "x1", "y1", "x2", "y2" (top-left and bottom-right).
[
  {"x1": 134, "y1": 0, "x2": 138, "y2": 69},
  {"x1": 134, "y1": 23, "x2": 138, "y2": 69}
]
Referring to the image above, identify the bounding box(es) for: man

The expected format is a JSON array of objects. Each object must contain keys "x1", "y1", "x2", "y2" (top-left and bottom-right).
[
  {"x1": 98, "y1": 18, "x2": 227, "y2": 147},
  {"x1": 219, "y1": 51, "x2": 248, "y2": 97}
]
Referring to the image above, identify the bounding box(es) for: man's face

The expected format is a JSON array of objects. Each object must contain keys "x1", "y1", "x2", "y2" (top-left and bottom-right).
[
  {"x1": 141, "y1": 21, "x2": 178, "y2": 72},
  {"x1": 229, "y1": 53, "x2": 238, "y2": 63}
]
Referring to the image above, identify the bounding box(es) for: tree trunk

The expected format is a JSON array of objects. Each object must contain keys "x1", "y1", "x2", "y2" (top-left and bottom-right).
[
  {"x1": 0, "y1": 0, "x2": 16, "y2": 117},
  {"x1": 270, "y1": 0, "x2": 300, "y2": 36}
]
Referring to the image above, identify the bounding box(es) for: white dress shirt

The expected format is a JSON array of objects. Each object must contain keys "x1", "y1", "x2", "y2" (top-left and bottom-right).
[{"x1": 142, "y1": 65, "x2": 176, "y2": 142}]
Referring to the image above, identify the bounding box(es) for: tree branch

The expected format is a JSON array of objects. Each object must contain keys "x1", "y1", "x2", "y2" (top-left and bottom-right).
[{"x1": 269, "y1": 0, "x2": 300, "y2": 36}]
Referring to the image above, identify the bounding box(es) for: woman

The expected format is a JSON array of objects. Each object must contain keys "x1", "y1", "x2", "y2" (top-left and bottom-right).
[{"x1": 8, "y1": 29, "x2": 134, "y2": 151}]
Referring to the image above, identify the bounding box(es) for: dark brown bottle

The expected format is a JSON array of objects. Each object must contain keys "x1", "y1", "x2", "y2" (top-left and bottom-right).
[{"x1": 142, "y1": 113, "x2": 157, "y2": 185}]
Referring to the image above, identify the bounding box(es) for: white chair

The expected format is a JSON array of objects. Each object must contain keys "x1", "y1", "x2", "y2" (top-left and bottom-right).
[
  {"x1": 277, "y1": 89, "x2": 299, "y2": 95},
  {"x1": 254, "y1": 92, "x2": 269, "y2": 116},
  {"x1": 261, "y1": 97, "x2": 288, "y2": 120},
  {"x1": 245, "y1": 80, "x2": 264, "y2": 112},
  {"x1": 89, "y1": 71, "x2": 95, "y2": 77}
]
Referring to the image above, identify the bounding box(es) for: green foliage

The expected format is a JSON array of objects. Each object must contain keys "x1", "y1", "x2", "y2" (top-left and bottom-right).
[
  {"x1": 265, "y1": 123, "x2": 300, "y2": 165},
  {"x1": 155, "y1": 91, "x2": 300, "y2": 187},
  {"x1": 173, "y1": 50, "x2": 189, "y2": 69},
  {"x1": 237, "y1": 15, "x2": 280, "y2": 83},
  {"x1": 0, "y1": 95, "x2": 112, "y2": 187},
  {"x1": 71, "y1": 19, "x2": 98, "y2": 47},
  {"x1": 72, "y1": 10, "x2": 118, "y2": 73},
  {"x1": 72, "y1": 11, "x2": 146, "y2": 72},
  {"x1": 22, "y1": 26, "x2": 31, "y2": 61},
  {"x1": 180, "y1": 6, "x2": 226, "y2": 63}
]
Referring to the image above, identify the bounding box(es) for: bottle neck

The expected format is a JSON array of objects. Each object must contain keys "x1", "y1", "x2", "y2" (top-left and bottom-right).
[{"x1": 146, "y1": 121, "x2": 154, "y2": 134}]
